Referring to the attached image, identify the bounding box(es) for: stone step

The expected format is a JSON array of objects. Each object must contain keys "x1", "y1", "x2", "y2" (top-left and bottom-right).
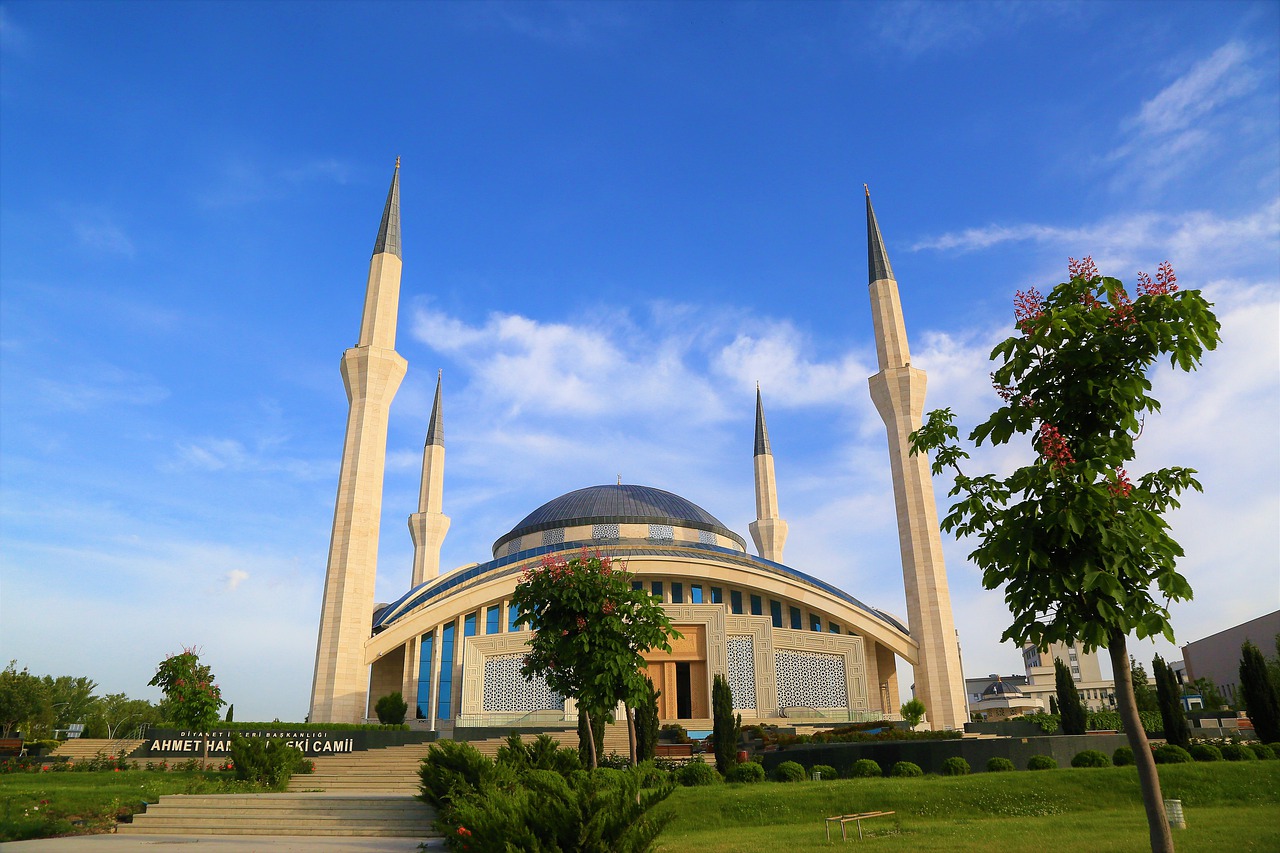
[
  {"x1": 49, "y1": 738, "x2": 145, "y2": 760},
  {"x1": 119, "y1": 793, "x2": 438, "y2": 838}
]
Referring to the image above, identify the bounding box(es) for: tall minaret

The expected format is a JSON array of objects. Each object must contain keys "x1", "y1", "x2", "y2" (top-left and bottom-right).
[
  {"x1": 408, "y1": 371, "x2": 450, "y2": 586},
  {"x1": 749, "y1": 385, "x2": 788, "y2": 563},
  {"x1": 863, "y1": 186, "x2": 967, "y2": 730},
  {"x1": 309, "y1": 160, "x2": 409, "y2": 724}
]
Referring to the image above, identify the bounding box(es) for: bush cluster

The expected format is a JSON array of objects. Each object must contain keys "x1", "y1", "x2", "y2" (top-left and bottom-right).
[
  {"x1": 419, "y1": 736, "x2": 675, "y2": 852},
  {"x1": 1027, "y1": 755, "x2": 1057, "y2": 771},
  {"x1": 890, "y1": 761, "x2": 923, "y2": 777},
  {"x1": 810, "y1": 764, "x2": 838, "y2": 781},
  {"x1": 847, "y1": 758, "x2": 883, "y2": 778},
  {"x1": 675, "y1": 761, "x2": 721, "y2": 787},
  {"x1": 940, "y1": 757, "x2": 970, "y2": 776},
  {"x1": 1219, "y1": 743, "x2": 1256, "y2": 762},
  {"x1": 1153, "y1": 745, "x2": 1192, "y2": 764},
  {"x1": 1250, "y1": 744, "x2": 1275, "y2": 760},
  {"x1": 1113, "y1": 746, "x2": 1135, "y2": 766},
  {"x1": 725, "y1": 761, "x2": 765, "y2": 783},
  {"x1": 1189, "y1": 744, "x2": 1222, "y2": 762},
  {"x1": 986, "y1": 757, "x2": 1015, "y2": 773},
  {"x1": 772, "y1": 761, "x2": 806, "y2": 782},
  {"x1": 228, "y1": 736, "x2": 308, "y2": 787},
  {"x1": 1070, "y1": 750, "x2": 1110, "y2": 768}
]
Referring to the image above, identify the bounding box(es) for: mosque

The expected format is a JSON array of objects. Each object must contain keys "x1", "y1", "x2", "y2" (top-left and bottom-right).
[{"x1": 307, "y1": 162, "x2": 969, "y2": 734}]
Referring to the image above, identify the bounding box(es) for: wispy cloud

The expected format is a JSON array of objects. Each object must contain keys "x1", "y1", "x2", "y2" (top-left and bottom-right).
[
  {"x1": 74, "y1": 218, "x2": 135, "y2": 257},
  {"x1": 463, "y1": 1, "x2": 632, "y2": 48},
  {"x1": 33, "y1": 364, "x2": 168, "y2": 411},
  {"x1": 868, "y1": 1, "x2": 1066, "y2": 58},
  {"x1": 0, "y1": 5, "x2": 30, "y2": 56},
  {"x1": 198, "y1": 156, "x2": 356, "y2": 209},
  {"x1": 1108, "y1": 41, "x2": 1262, "y2": 190},
  {"x1": 167, "y1": 436, "x2": 328, "y2": 480}
]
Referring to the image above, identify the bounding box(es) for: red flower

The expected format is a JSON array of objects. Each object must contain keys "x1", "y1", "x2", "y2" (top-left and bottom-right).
[
  {"x1": 457, "y1": 826, "x2": 472, "y2": 837},
  {"x1": 1014, "y1": 288, "x2": 1044, "y2": 335},
  {"x1": 1037, "y1": 424, "x2": 1075, "y2": 471},
  {"x1": 1107, "y1": 468, "x2": 1133, "y2": 498},
  {"x1": 1068, "y1": 256, "x2": 1099, "y2": 280}
]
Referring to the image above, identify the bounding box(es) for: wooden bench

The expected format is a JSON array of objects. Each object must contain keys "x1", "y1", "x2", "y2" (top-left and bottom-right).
[
  {"x1": 824, "y1": 810, "x2": 895, "y2": 841},
  {"x1": 0, "y1": 738, "x2": 25, "y2": 757},
  {"x1": 654, "y1": 743, "x2": 693, "y2": 757}
]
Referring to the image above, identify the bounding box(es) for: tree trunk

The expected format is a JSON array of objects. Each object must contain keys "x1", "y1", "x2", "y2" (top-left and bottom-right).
[
  {"x1": 1108, "y1": 630, "x2": 1173, "y2": 853},
  {"x1": 583, "y1": 709, "x2": 598, "y2": 770},
  {"x1": 201, "y1": 733, "x2": 208, "y2": 771},
  {"x1": 625, "y1": 703, "x2": 638, "y2": 767}
]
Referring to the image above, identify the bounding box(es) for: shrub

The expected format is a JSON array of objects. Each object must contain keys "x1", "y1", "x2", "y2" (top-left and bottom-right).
[
  {"x1": 1269, "y1": 743, "x2": 1280, "y2": 754},
  {"x1": 986, "y1": 757, "x2": 1015, "y2": 773},
  {"x1": 676, "y1": 761, "x2": 721, "y2": 786},
  {"x1": 634, "y1": 760, "x2": 668, "y2": 788},
  {"x1": 1070, "y1": 749, "x2": 1110, "y2": 768},
  {"x1": 1027, "y1": 755, "x2": 1057, "y2": 771},
  {"x1": 228, "y1": 736, "x2": 306, "y2": 787},
  {"x1": 848, "y1": 758, "x2": 883, "y2": 778},
  {"x1": 496, "y1": 733, "x2": 581, "y2": 777},
  {"x1": 418, "y1": 740, "x2": 495, "y2": 809},
  {"x1": 772, "y1": 760, "x2": 806, "y2": 782},
  {"x1": 373, "y1": 692, "x2": 407, "y2": 725},
  {"x1": 1189, "y1": 744, "x2": 1222, "y2": 762},
  {"x1": 439, "y1": 767, "x2": 674, "y2": 853},
  {"x1": 1153, "y1": 744, "x2": 1192, "y2": 764},
  {"x1": 1113, "y1": 746, "x2": 1134, "y2": 766},
  {"x1": 940, "y1": 757, "x2": 970, "y2": 776},
  {"x1": 890, "y1": 761, "x2": 923, "y2": 777},
  {"x1": 810, "y1": 763, "x2": 838, "y2": 780},
  {"x1": 660, "y1": 723, "x2": 691, "y2": 744},
  {"x1": 1249, "y1": 743, "x2": 1275, "y2": 760},
  {"x1": 1220, "y1": 743, "x2": 1257, "y2": 762},
  {"x1": 725, "y1": 761, "x2": 765, "y2": 783}
]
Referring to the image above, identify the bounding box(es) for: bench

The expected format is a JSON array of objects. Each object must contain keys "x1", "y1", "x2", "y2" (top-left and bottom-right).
[
  {"x1": 0, "y1": 738, "x2": 25, "y2": 757},
  {"x1": 824, "y1": 810, "x2": 895, "y2": 842},
  {"x1": 654, "y1": 743, "x2": 693, "y2": 757}
]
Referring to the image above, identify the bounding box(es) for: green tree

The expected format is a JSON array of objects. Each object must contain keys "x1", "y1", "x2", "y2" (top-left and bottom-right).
[
  {"x1": 374, "y1": 692, "x2": 408, "y2": 725},
  {"x1": 633, "y1": 676, "x2": 660, "y2": 763},
  {"x1": 900, "y1": 698, "x2": 926, "y2": 730},
  {"x1": 711, "y1": 674, "x2": 741, "y2": 774},
  {"x1": 226, "y1": 703, "x2": 234, "y2": 723},
  {"x1": 1130, "y1": 658, "x2": 1159, "y2": 715},
  {"x1": 1153, "y1": 654, "x2": 1190, "y2": 749},
  {"x1": 512, "y1": 553, "x2": 680, "y2": 769},
  {"x1": 0, "y1": 662, "x2": 46, "y2": 738},
  {"x1": 910, "y1": 258, "x2": 1219, "y2": 853},
  {"x1": 1055, "y1": 658, "x2": 1087, "y2": 735},
  {"x1": 1240, "y1": 641, "x2": 1280, "y2": 743},
  {"x1": 33, "y1": 675, "x2": 98, "y2": 739},
  {"x1": 1049, "y1": 695, "x2": 1059, "y2": 715},
  {"x1": 87, "y1": 693, "x2": 162, "y2": 739},
  {"x1": 149, "y1": 646, "x2": 225, "y2": 768}
]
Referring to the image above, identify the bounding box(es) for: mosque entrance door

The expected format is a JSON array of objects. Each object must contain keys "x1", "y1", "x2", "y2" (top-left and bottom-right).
[{"x1": 675, "y1": 662, "x2": 693, "y2": 719}]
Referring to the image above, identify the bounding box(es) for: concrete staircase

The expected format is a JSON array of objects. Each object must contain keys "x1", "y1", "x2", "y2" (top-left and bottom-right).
[
  {"x1": 119, "y1": 792, "x2": 438, "y2": 838},
  {"x1": 50, "y1": 738, "x2": 145, "y2": 760},
  {"x1": 289, "y1": 742, "x2": 435, "y2": 793}
]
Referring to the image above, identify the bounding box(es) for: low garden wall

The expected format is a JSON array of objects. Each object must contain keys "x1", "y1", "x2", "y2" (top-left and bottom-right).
[{"x1": 757, "y1": 732, "x2": 1131, "y2": 775}]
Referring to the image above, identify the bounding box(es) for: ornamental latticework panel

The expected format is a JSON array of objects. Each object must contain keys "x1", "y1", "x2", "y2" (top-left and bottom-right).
[{"x1": 482, "y1": 653, "x2": 564, "y2": 712}]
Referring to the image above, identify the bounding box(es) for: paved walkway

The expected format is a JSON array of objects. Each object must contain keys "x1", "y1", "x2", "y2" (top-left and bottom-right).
[{"x1": 0, "y1": 836, "x2": 444, "y2": 851}]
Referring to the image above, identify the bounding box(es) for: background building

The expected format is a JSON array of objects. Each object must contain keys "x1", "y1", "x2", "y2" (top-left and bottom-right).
[{"x1": 1182, "y1": 610, "x2": 1280, "y2": 706}]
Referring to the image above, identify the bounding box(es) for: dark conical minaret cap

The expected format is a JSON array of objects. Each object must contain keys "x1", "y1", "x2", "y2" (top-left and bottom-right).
[
  {"x1": 425, "y1": 370, "x2": 443, "y2": 447},
  {"x1": 373, "y1": 158, "x2": 402, "y2": 259},
  {"x1": 865, "y1": 184, "x2": 895, "y2": 284},
  {"x1": 754, "y1": 382, "x2": 771, "y2": 457}
]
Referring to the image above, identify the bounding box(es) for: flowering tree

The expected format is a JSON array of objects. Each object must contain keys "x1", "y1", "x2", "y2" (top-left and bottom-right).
[
  {"x1": 911, "y1": 258, "x2": 1219, "y2": 853},
  {"x1": 149, "y1": 646, "x2": 225, "y2": 768},
  {"x1": 511, "y1": 552, "x2": 679, "y2": 769}
]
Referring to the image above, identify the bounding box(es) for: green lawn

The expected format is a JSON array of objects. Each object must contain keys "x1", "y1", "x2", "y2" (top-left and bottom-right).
[
  {"x1": 0, "y1": 770, "x2": 266, "y2": 841},
  {"x1": 655, "y1": 762, "x2": 1280, "y2": 852}
]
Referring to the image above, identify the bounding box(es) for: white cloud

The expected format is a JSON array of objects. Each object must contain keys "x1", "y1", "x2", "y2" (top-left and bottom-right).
[
  {"x1": 167, "y1": 436, "x2": 329, "y2": 480},
  {"x1": 74, "y1": 219, "x2": 135, "y2": 257},
  {"x1": 225, "y1": 569, "x2": 250, "y2": 591},
  {"x1": 33, "y1": 364, "x2": 168, "y2": 411}
]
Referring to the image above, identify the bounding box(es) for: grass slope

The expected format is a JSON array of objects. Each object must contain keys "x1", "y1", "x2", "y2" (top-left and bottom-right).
[
  {"x1": 656, "y1": 762, "x2": 1280, "y2": 852},
  {"x1": 0, "y1": 771, "x2": 265, "y2": 841}
]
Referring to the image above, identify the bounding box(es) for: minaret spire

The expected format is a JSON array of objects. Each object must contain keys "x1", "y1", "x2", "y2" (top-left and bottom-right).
[
  {"x1": 409, "y1": 371, "x2": 451, "y2": 586},
  {"x1": 863, "y1": 185, "x2": 967, "y2": 730},
  {"x1": 749, "y1": 385, "x2": 788, "y2": 563},
  {"x1": 310, "y1": 159, "x2": 409, "y2": 723}
]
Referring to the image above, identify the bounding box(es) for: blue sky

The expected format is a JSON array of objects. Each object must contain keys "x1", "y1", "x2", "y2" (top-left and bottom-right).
[{"x1": 2, "y1": 1, "x2": 1277, "y2": 721}]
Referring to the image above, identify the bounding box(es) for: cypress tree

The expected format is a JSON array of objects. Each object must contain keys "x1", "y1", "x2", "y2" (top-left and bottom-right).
[
  {"x1": 1152, "y1": 654, "x2": 1190, "y2": 749},
  {"x1": 633, "y1": 677, "x2": 660, "y2": 762},
  {"x1": 1240, "y1": 641, "x2": 1280, "y2": 743},
  {"x1": 1054, "y1": 657, "x2": 1087, "y2": 735},
  {"x1": 1049, "y1": 695, "x2": 1059, "y2": 715},
  {"x1": 711, "y1": 674, "x2": 740, "y2": 774}
]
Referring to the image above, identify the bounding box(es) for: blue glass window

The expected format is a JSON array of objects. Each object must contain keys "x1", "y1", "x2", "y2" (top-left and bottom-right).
[
  {"x1": 790, "y1": 606, "x2": 802, "y2": 630},
  {"x1": 810, "y1": 613, "x2": 822, "y2": 632},
  {"x1": 416, "y1": 634, "x2": 434, "y2": 719},
  {"x1": 671, "y1": 583, "x2": 684, "y2": 604},
  {"x1": 509, "y1": 602, "x2": 521, "y2": 632},
  {"x1": 750, "y1": 595, "x2": 762, "y2": 616},
  {"x1": 690, "y1": 585, "x2": 703, "y2": 604},
  {"x1": 436, "y1": 623, "x2": 455, "y2": 720},
  {"x1": 770, "y1": 600, "x2": 783, "y2": 628},
  {"x1": 710, "y1": 587, "x2": 723, "y2": 604},
  {"x1": 632, "y1": 580, "x2": 643, "y2": 591},
  {"x1": 486, "y1": 605, "x2": 500, "y2": 635},
  {"x1": 652, "y1": 581, "x2": 664, "y2": 600},
  {"x1": 731, "y1": 591, "x2": 743, "y2": 614},
  {"x1": 829, "y1": 622, "x2": 840, "y2": 634},
  {"x1": 464, "y1": 613, "x2": 477, "y2": 637}
]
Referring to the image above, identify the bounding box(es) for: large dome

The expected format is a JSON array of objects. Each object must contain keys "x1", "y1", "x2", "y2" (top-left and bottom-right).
[{"x1": 492, "y1": 484, "x2": 745, "y2": 556}]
